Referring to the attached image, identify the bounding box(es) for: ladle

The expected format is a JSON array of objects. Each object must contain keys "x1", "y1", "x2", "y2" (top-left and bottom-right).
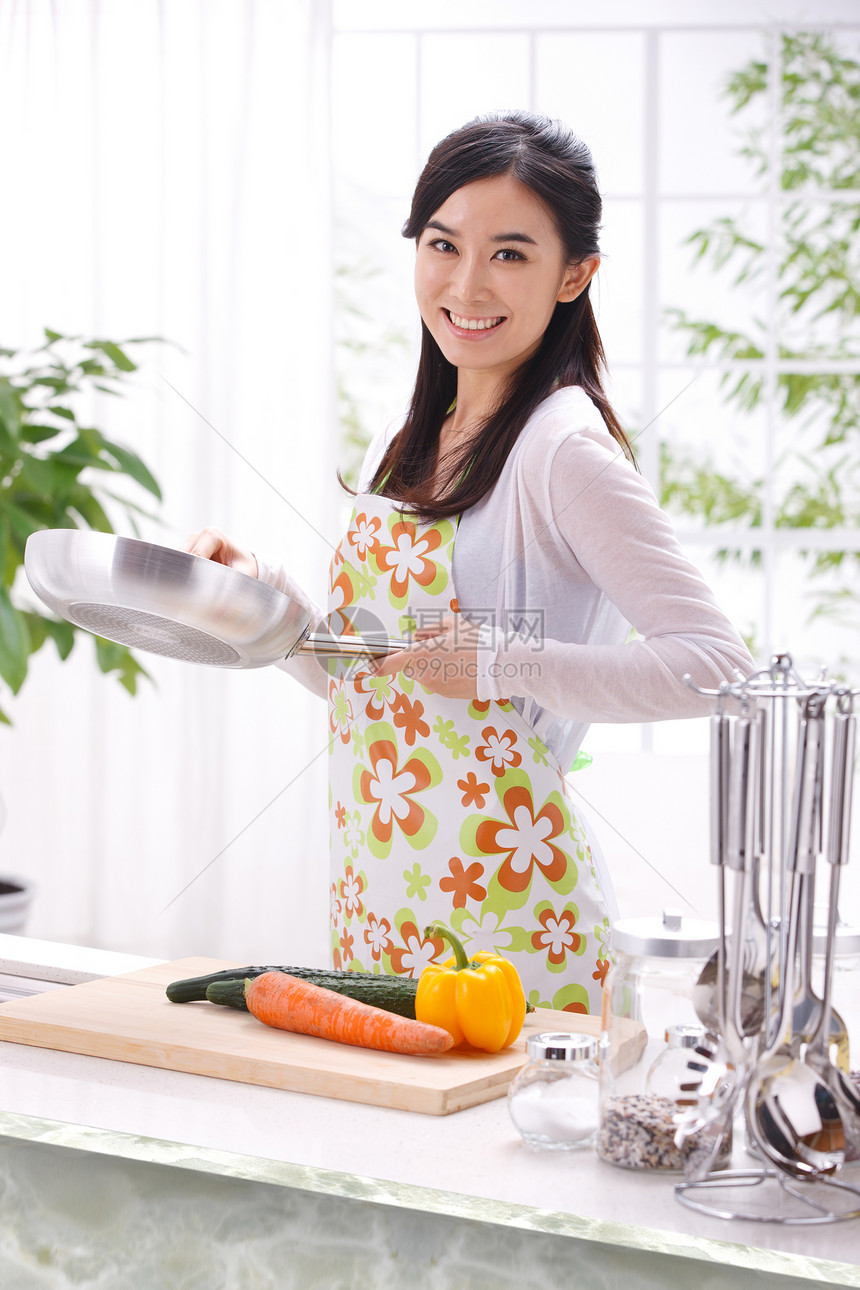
[
  {"x1": 791, "y1": 861, "x2": 851, "y2": 1072},
  {"x1": 693, "y1": 703, "x2": 768, "y2": 1036},
  {"x1": 746, "y1": 695, "x2": 847, "y2": 1179},
  {"x1": 783, "y1": 686, "x2": 852, "y2": 1073},
  {"x1": 680, "y1": 707, "x2": 757, "y2": 1179},
  {"x1": 806, "y1": 694, "x2": 860, "y2": 1151}
]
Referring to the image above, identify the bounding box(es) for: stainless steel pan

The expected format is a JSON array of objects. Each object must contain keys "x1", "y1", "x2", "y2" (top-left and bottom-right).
[{"x1": 24, "y1": 529, "x2": 404, "y2": 670}]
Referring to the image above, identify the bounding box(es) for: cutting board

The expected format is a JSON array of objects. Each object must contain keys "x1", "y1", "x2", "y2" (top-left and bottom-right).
[{"x1": 0, "y1": 957, "x2": 646, "y2": 1116}]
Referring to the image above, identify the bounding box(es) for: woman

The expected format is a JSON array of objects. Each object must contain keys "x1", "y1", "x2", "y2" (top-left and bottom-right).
[{"x1": 188, "y1": 112, "x2": 752, "y2": 1013}]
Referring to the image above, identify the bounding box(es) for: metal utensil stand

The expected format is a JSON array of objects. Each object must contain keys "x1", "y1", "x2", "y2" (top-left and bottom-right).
[{"x1": 675, "y1": 654, "x2": 860, "y2": 1224}]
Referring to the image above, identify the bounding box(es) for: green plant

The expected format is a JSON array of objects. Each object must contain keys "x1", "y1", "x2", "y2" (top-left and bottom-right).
[
  {"x1": 662, "y1": 32, "x2": 860, "y2": 636},
  {"x1": 0, "y1": 328, "x2": 163, "y2": 723}
]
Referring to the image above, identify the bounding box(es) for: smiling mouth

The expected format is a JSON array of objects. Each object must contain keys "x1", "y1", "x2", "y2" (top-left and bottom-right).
[{"x1": 446, "y1": 310, "x2": 506, "y2": 332}]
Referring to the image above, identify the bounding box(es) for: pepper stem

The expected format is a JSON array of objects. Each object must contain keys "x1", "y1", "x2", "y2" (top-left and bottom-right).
[{"x1": 424, "y1": 922, "x2": 470, "y2": 971}]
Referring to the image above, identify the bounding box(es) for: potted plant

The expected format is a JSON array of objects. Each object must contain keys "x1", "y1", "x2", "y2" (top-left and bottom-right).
[{"x1": 0, "y1": 328, "x2": 163, "y2": 931}]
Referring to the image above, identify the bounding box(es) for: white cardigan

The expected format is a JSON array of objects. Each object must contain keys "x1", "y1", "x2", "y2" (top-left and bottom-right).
[{"x1": 259, "y1": 387, "x2": 754, "y2": 770}]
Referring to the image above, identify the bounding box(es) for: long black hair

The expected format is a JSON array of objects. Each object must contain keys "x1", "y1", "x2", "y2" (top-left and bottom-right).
[{"x1": 365, "y1": 110, "x2": 635, "y2": 520}]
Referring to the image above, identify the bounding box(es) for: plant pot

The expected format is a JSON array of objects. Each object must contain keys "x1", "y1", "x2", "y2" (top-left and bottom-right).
[{"x1": 0, "y1": 876, "x2": 36, "y2": 934}]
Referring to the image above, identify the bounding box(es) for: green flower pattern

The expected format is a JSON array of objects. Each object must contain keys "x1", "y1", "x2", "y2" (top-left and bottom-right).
[
  {"x1": 433, "y1": 714, "x2": 471, "y2": 761},
  {"x1": 403, "y1": 862, "x2": 431, "y2": 902}
]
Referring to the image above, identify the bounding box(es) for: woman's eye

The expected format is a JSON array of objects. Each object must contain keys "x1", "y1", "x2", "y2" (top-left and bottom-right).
[
  {"x1": 428, "y1": 238, "x2": 456, "y2": 254},
  {"x1": 494, "y1": 248, "x2": 525, "y2": 263}
]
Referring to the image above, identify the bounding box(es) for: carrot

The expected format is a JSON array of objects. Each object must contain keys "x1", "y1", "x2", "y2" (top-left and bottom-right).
[{"x1": 244, "y1": 972, "x2": 455, "y2": 1056}]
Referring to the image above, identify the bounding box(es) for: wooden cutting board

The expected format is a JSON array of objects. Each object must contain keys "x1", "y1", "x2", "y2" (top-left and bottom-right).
[{"x1": 0, "y1": 957, "x2": 646, "y2": 1116}]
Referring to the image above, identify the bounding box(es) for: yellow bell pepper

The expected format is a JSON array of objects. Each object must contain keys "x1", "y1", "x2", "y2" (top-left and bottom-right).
[{"x1": 416, "y1": 922, "x2": 526, "y2": 1052}]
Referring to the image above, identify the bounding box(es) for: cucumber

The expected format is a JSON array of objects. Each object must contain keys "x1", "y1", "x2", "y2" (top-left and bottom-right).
[
  {"x1": 167, "y1": 965, "x2": 304, "y2": 1004},
  {"x1": 204, "y1": 979, "x2": 253, "y2": 1011},
  {"x1": 205, "y1": 971, "x2": 420, "y2": 1018},
  {"x1": 167, "y1": 965, "x2": 419, "y2": 1018}
]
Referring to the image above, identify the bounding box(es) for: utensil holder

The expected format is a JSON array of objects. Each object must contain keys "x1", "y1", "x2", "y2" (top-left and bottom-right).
[{"x1": 673, "y1": 654, "x2": 860, "y2": 1224}]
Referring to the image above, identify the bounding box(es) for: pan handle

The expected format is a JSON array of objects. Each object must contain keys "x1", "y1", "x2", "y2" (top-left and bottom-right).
[{"x1": 290, "y1": 631, "x2": 408, "y2": 659}]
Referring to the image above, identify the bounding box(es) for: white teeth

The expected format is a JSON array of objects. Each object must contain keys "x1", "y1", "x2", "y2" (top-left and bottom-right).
[{"x1": 449, "y1": 312, "x2": 503, "y2": 331}]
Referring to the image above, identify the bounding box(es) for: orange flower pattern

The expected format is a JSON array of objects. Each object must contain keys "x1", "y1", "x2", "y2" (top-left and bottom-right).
[
  {"x1": 363, "y1": 912, "x2": 393, "y2": 963},
  {"x1": 475, "y1": 727, "x2": 522, "y2": 777},
  {"x1": 339, "y1": 864, "x2": 366, "y2": 920},
  {"x1": 329, "y1": 679, "x2": 354, "y2": 746},
  {"x1": 353, "y1": 670, "x2": 400, "y2": 722},
  {"x1": 388, "y1": 920, "x2": 443, "y2": 977},
  {"x1": 371, "y1": 515, "x2": 453, "y2": 607},
  {"x1": 329, "y1": 563, "x2": 356, "y2": 607},
  {"x1": 392, "y1": 692, "x2": 430, "y2": 746},
  {"x1": 354, "y1": 726, "x2": 441, "y2": 857},
  {"x1": 530, "y1": 904, "x2": 582, "y2": 966},
  {"x1": 439, "y1": 857, "x2": 487, "y2": 909},
  {"x1": 328, "y1": 565, "x2": 359, "y2": 637},
  {"x1": 327, "y1": 492, "x2": 611, "y2": 1012},
  {"x1": 457, "y1": 771, "x2": 490, "y2": 809},
  {"x1": 339, "y1": 926, "x2": 355, "y2": 965},
  {"x1": 348, "y1": 512, "x2": 382, "y2": 562},
  {"x1": 474, "y1": 783, "x2": 568, "y2": 894}
]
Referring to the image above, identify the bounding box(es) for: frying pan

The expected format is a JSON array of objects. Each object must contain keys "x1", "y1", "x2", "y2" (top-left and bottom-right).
[{"x1": 24, "y1": 529, "x2": 404, "y2": 670}]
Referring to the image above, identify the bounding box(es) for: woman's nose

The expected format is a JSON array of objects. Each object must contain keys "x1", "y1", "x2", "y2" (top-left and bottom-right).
[{"x1": 450, "y1": 254, "x2": 492, "y2": 303}]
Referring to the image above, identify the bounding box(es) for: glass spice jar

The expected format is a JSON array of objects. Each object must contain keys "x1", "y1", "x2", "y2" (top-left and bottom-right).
[
  {"x1": 814, "y1": 914, "x2": 860, "y2": 1163},
  {"x1": 508, "y1": 1032, "x2": 600, "y2": 1150},
  {"x1": 597, "y1": 909, "x2": 732, "y2": 1172}
]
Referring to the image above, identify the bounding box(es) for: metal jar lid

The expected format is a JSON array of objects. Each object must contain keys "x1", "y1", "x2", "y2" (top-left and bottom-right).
[
  {"x1": 526, "y1": 1031, "x2": 597, "y2": 1062},
  {"x1": 664, "y1": 1023, "x2": 707, "y2": 1049},
  {"x1": 812, "y1": 913, "x2": 860, "y2": 958},
  {"x1": 610, "y1": 908, "x2": 719, "y2": 959}
]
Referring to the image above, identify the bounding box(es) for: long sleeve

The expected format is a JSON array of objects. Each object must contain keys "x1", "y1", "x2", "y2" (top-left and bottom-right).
[
  {"x1": 475, "y1": 419, "x2": 754, "y2": 724},
  {"x1": 255, "y1": 554, "x2": 329, "y2": 700}
]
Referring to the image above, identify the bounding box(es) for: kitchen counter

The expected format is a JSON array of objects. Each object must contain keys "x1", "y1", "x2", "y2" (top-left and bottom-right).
[{"x1": 0, "y1": 934, "x2": 858, "y2": 1289}]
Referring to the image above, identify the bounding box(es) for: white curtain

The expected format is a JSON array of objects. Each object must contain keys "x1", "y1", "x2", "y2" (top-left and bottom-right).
[{"x1": 0, "y1": 0, "x2": 337, "y2": 965}]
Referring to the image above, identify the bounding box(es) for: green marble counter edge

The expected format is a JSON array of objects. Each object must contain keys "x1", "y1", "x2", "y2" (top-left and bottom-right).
[{"x1": 0, "y1": 1109, "x2": 857, "y2": 1287}]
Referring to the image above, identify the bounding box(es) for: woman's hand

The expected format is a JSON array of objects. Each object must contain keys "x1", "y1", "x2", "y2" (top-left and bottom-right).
[
  {"x1": 369, "y1": 615, "x2": 481, "y2": 699},
  {"x1": 184, "y1": 526, "x2": 258, "y2": 578}
]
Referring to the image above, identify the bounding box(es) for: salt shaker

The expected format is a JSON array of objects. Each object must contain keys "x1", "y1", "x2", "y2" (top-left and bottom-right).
[
  {"x1": 508, "y1": 1032, "x2": 600, "y2": 1150},
  {"x1": 646, "y1": 1023, "x2": 708, "y2": 1104}
]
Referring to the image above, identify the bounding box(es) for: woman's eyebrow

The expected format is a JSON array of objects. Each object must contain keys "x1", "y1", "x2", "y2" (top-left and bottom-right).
[{"x1": 425, "y1": 219, "x2": 537, "y2": 246}]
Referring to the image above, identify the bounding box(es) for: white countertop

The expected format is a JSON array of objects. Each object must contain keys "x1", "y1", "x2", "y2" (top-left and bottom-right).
[{"x1": 1, "y1": 933, "x2": 859, "y2": 1283}]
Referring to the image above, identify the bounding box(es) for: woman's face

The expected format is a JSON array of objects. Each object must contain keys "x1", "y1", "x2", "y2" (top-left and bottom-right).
[{"x1": 414, "y1": 172, "x2": 598, "y2": 388}]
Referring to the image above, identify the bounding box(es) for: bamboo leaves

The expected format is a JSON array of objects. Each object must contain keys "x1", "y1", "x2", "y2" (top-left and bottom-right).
[{"x1": 662, "y1": 32, "x2": 860, "y2": 642}]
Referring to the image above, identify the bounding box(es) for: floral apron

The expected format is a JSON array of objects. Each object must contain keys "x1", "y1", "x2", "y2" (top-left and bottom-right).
[{"x1": 326, "y1": 491, "x2": 611, "y2": 1014}]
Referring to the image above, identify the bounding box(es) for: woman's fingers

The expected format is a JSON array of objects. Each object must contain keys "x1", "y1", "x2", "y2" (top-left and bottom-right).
[
  {"x1": 183, "y1": 528, "x2": 221, "y2": 558},
  {"x1": 182, "y1": 527, "x2": 258, "y2": 577},
  {"x1": 367, "y1": 621, "x2": 479, "y2": 698},
  {"x1": 368, "y1": 648, "x2": 409, "y2": 679}
]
